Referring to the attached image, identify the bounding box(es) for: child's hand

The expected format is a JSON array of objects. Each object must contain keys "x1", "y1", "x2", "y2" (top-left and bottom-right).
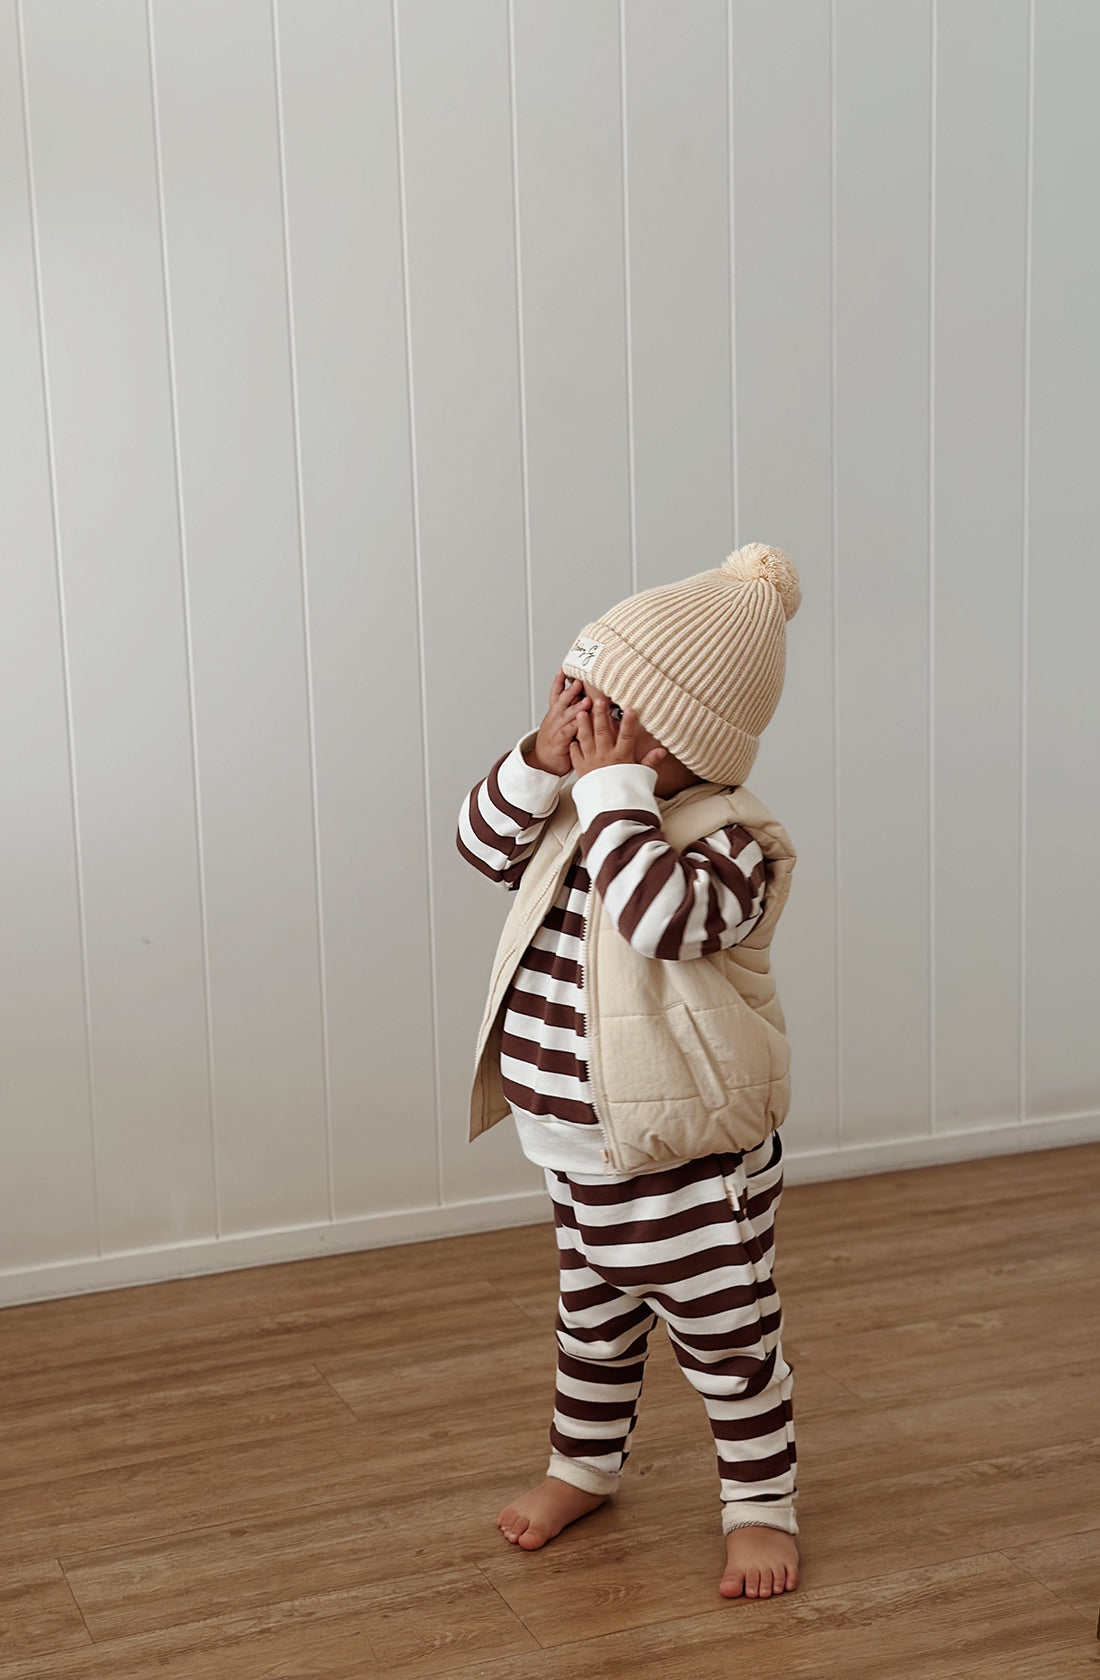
[
  {"x1": 524, "y1": 669, "x2": 592, "y2": 777},
  {"x1": 570, "y1": 695, "x2": 667, "y2": 779}
]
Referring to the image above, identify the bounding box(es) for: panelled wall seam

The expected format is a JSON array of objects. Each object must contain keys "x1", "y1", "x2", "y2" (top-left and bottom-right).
[
  {"x1": 828, "y1": 0, "x2": 844, "y2": 1148},
  {"x1": 1018, "y1": 0, "x2": 1036, "y2": 1128},
  {"x1": 506, "y1": 0, "x2": 537, "y2": 734},
  {"x1": 269, "y1": 0, "x2": 336, "y2": 1223},
  {"x1": 144, "y1": 0, "x2": 222, "y2": 1233},
  {"x1": 14, "y1": 0, "x2": 104, "y2": 1252},
  {"x1": 391, "y1": 0, "x2": 445, "y2": 1206},
  {"x1": 619, "y1": 0, "x2": 638, "y2": 596},
  {"x1": 727, "y1": 0, "x2": 739, "y2": 549},
  {"x1": 928, "y1": 0, "x2": 938, "y2": 1134}
]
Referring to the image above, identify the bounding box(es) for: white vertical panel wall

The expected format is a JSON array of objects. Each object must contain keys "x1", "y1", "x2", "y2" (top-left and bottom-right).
[
  {"x1": 1026, "y1": 1, "x2": 1100, "y2": 1120},
  {"x1": 1, "y1": 0, "x2": 1097, "y2": 1305},
  {"x1": 729, "y1": 0, "x2": 837, "y2": 1149},
  {"x1": 19, "y1": 0, "x2": 216, "y2": 1257},
  {"x1": 932, "y1": 0, "x2": 1029, "y2": 1134},
  {"x1": 833, "y1": 0, "x2": 933, "y2": 1148}
]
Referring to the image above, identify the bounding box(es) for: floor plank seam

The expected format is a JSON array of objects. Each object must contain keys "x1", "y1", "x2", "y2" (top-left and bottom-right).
[
  {"x1": 57, "y1": 1555, "x2": 98, "y2": 1648},
  {"x1": 49, "y1": 1493, "x2": 368, "y2": 1572},
  {"x1": 44, "y1": 1459, "x2": 574, "y2": 1572},
  {"x1": 0, "y1": 1417, "x2": 371, "y2": 1500},
  {"x1": 309, "y1": 1359, "x2": 368, "y2": 1423},
  {"x1": 995, "y1": 1546, "x2": 1100, "y2": 1628},
  {"x1": 484, "y1": 1278, "x2": 553, "y2": 1330},
  {"x1": 784, "y1": 1352, "x2": 864, "y2": 1403},
  {"x1": 473, "y1": 1557, "x2": 547, "y2": 1651},
  {"x1": 0, "y1": 1413, "x2": 381, "y2": 1511}
]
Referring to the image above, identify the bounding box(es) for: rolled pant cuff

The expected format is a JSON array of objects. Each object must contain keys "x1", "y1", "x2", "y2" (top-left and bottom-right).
[
  {"x1": 547, "y1": 1451, "x2": 621, "y2": 1498},
  {"x1": 722, "y1": 1503, "x2": 798, "y2": 1536}
]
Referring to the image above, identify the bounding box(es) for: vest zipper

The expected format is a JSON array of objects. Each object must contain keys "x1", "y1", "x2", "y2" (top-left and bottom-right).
[{"x1": 578, "y1": 871, "x2": 622, "y2": 1173}]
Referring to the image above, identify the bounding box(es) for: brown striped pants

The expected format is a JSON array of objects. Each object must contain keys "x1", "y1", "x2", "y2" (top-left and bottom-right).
[{"x1": 544, "y1": 1133, "x2": 797, "y2": 1534}]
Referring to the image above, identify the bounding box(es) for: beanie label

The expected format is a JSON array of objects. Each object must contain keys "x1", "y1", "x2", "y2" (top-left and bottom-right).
[{"x1": 564, "y1": 636, "x2": 604, "y2": 672}]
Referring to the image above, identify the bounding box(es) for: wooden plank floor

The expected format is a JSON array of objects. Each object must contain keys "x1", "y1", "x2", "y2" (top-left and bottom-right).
[{"x1": 2, "y1": 1143, "x2": 1099, "y2": 1679}]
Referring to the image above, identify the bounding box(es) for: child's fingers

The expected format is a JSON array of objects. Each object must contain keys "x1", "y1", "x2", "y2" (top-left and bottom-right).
[
  {"x1": 549, "y1": 669, "x2": 573, "y2": 711},
  {"x1": 590, "y1": 695, "x2": 615, "y2": 748},
  {"x1": 615, "y1": 706, "x2": 640, "y2": 760},
  {"x1": 555, "y1": 676, "x2": 585, "y2": 716},
  {"x1": 552, "y1": 714, "x2": 583, "y2": 751}
]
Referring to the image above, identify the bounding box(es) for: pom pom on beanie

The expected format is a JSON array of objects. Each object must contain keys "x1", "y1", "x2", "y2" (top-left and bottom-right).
[{"x1": 723, "y1": 543, "x2": 801, "y2": 622}]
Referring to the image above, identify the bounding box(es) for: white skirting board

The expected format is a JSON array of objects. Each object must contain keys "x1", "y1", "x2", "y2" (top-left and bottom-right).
[{"x1": 3, "y1": 1108, "x2": 1098, "y2": 1309}]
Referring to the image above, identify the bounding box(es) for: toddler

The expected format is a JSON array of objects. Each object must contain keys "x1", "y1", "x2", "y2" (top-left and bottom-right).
[{"x1": 456, "y1": 544, "x2": 801, "y2": 1599}]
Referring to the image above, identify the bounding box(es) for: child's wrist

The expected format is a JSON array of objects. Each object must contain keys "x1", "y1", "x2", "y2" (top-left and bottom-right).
[{"x1": 522, "y1": 744, "x2": 562, "y2": 777}]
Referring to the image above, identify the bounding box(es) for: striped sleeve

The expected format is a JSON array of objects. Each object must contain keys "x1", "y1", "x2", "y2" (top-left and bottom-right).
[
  {"x1": 456, "y1": 734, "x2": 566, "y2": 891},
  {"x1": 573, "y1": 763, "x2": 767, "y2": 959}
]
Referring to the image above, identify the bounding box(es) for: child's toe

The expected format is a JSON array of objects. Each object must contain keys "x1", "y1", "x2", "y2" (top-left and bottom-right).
[
  {"x1": 497, "y1": 1506, "x2": 529, "y2": 1544},
  {"x1": 718, "y1": 1570, "x2": 745, "y2": 1599}
]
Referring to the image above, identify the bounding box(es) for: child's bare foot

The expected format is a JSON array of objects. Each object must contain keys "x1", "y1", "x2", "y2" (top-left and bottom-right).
[
  {"x1": 497, "y1": 1477, "x2": 606, "y2": 1551},
  {"x1": 719, "y1": 1526, "x2": 800, "y2": 1599}
]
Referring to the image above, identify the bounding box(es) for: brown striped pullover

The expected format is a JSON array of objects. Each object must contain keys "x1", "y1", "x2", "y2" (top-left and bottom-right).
[{"x1": 457, "y1": 738, "x2": 767, "y2": 1174}]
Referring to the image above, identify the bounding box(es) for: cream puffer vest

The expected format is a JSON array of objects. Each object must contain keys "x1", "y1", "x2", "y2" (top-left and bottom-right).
[{"x1": 468, "y1": 772, "x2": 797, "y2": 1174}]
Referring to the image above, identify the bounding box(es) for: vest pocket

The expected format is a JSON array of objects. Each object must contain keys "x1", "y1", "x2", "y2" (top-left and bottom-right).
[{"x1": 666, "y1": 1002, "x2": 728, "y2": 1114}]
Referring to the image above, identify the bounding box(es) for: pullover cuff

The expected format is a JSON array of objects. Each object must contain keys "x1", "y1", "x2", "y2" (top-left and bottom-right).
[
  {"x1": 495, "y1": 730, "x2": 569, "y2": 818},
  {"x1": 572, "y1": 761, "x2": 660, "y2": 831}
]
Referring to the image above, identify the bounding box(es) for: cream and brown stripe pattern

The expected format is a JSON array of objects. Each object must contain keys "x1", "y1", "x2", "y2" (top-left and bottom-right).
[
  {"x1": 458, "y1": 741, "x2": 767, "y2": 1169},
  {"x1": 460, "y1": 742, "x2": 794, "y2": 1526},
  {"x1": 545, "y1": 1133, "x2": 797, "y2": 1534}
]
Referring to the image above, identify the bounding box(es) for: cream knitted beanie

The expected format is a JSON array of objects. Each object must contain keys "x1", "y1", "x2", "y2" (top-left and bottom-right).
[{"x1": 561, "y1": 542, "x2": 800, "y2": 787}]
